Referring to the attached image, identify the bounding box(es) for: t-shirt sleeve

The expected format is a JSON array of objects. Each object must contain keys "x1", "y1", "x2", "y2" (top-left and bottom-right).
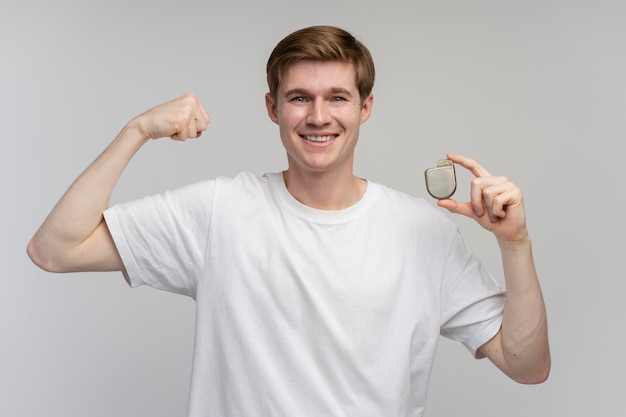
[
  {"x1": 439, "y1": 230, "x2": 505, "y2": 358},
  {"x1": 103, "y1": 180, "x2": 215, "y2": 298}
]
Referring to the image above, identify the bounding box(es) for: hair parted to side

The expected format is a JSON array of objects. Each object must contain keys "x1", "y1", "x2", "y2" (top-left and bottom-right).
[{"x1": 266, "y1": 25, "x2": 375, "y2": 103}]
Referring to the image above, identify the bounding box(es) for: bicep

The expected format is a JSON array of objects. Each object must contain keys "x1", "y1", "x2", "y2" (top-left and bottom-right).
[
  {"x1": 68, "y1": 219, "x2": 125, "y2": 274},
  {"x1": 477, "y1": 327, "x2": 509, "y2": 372}
]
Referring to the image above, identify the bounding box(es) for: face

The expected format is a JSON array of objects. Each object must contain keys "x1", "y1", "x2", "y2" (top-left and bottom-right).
[{"x1": 265, "y1": 60, "x2": 373, "y2": 177}]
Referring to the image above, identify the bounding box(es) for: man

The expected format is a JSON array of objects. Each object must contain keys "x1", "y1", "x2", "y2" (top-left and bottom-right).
[{"x1": 28, "y1": 26, "x2": 550, "y2": 416}]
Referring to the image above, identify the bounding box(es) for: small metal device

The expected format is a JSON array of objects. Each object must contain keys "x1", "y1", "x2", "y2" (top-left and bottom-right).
[{"x1": 424, "y1": 159, "x2": 457, "y2": 199}]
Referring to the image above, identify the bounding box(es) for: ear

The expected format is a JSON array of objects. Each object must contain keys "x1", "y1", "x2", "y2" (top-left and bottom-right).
[
  {"x1": 265, "y1": 93, "x2": 279, "y2": 124},
  {"x1": 359, "y1": 93, "x2": 374, "y2": 124}
]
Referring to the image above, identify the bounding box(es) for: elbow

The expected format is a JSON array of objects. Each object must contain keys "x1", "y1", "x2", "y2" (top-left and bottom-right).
[
  {"x1": 531, "y1": 357, "x2": 552, "y2": 384},
  {"x1": 512, "y1": 356, "x2": 551, "y2": 385},
  {"x1": 27, "y1": 236, "x2": 60, "y2": 273},
  {"x1": 515, "y1": 368, "x2": 550, "y2": 385}
]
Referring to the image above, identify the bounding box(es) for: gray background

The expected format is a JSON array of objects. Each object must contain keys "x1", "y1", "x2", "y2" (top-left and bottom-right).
[{"x1": 1, "y1": 0, "x2": 623, "y2": 416}]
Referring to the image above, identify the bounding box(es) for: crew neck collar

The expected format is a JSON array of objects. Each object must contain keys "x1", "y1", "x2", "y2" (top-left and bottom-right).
[{"x1": 267, "y1": 172, "x2": 378, "y2": 224}]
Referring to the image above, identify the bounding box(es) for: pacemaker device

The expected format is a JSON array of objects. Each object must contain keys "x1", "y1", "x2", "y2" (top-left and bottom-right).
[{"x1": 424, "y1": 159, "x2": 457, "y2": 200}]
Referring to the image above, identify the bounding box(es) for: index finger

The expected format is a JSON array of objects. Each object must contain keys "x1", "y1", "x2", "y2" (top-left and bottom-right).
[{"x1": 447, "y1": 153, "x2": 492, "y2": 178}]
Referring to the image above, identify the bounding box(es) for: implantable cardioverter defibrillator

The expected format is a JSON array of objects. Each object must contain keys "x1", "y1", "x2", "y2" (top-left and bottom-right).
[{"x1": 425, "y1": 159, "x2": 457, "y2": 200}]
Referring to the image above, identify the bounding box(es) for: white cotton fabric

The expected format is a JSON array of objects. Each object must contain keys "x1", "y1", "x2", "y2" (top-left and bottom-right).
[{"x1": 104, "y1": 171, "x2": 504, "y2": 417}]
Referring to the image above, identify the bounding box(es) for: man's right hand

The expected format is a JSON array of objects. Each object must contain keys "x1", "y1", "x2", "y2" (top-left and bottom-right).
[{"x1": 128, "y1": 93, "x2": 211, "y2": 142}]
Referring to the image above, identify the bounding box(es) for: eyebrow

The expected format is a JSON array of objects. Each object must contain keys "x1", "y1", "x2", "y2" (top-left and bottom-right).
[{"x1": 283, "y1": 88, "x2": 354, "y2": 97}]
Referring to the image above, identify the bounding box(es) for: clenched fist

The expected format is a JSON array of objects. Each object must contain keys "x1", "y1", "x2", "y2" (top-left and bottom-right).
[{"x1": 129, "y1": 93, "x2": 211, "y2": 142}]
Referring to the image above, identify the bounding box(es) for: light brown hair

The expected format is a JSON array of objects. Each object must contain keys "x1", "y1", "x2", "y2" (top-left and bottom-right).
[{"x1": 266, "y1": 26, "x2": 375, "y2": 103}]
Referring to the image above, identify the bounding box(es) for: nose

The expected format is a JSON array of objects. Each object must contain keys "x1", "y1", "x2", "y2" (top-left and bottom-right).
[{"x1": 306, "y1": 99, "x2": 332, "y2": 126}]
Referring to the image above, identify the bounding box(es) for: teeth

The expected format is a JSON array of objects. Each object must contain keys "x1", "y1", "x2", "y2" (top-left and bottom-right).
[{"x1": 304, "y1": 135, "x2": 334, "y2": 142}]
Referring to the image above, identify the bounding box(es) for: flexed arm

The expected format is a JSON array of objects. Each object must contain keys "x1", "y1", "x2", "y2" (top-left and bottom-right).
[
  {"x1": 438, "y1": 153, "x2": 550, "y2": 384},
  {"x1": 27, "y1": 93, "x2": 210, "y2": 274}
]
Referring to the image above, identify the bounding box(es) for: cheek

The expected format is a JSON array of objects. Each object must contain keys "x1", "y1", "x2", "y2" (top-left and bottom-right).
[
  {"x1": 337, "y1": 109, "x2": 364, "y2": 127},
  {"x1": 277, "y1": 107, "x2": 305, "y2": 126}
]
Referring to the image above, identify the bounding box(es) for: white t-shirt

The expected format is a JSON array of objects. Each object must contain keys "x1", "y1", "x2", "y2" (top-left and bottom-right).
[{"x1": 104, "y1": 171, "x2": 504, "y2": 417}]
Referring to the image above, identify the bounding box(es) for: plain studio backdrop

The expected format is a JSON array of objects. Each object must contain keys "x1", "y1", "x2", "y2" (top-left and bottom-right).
[{"x1": 1, "y1": 0, "x2": 623, "y2": 416}]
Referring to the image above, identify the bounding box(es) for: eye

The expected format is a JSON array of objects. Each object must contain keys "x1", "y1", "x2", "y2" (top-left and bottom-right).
[
  {"x1": 330, "y1": 96, "x2": 347, "y2": 102},
  {"x1": 291, "y1": 96, "x2": 308, "y2": 103}
]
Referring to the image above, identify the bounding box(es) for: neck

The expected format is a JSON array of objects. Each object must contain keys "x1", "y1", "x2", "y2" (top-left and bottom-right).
[{"x1": 282, "y1": 168, "x2": 367, "y2": 210}]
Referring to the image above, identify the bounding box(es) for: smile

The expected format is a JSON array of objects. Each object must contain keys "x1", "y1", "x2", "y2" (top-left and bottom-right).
[{"x1": 301, "y1": 135, "x2": 337, "y2": 143}]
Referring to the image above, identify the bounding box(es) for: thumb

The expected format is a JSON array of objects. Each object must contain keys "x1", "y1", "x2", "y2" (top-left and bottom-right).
[{"x1": 437, "y1": 199, "x2": 478, "y2": 220}]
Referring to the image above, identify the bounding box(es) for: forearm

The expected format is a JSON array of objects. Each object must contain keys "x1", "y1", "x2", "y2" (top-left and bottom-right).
[
  {"x1": 28, "y1": 124, "x2": 147, "y2": 271},
  {"x1": 439, "y1": 154, "x2": 550, "y2": 382},
  {"x1": 495, "y1": 233, "x2": 550, "y2": 383}
]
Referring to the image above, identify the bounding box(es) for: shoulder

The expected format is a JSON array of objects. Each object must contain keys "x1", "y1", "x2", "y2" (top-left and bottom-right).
[
  {"x1": 208, "y1": 171, "x2": 283, "y2": 216},
  {"x1": 366, "y1": 181, "x2": 461, "y2": 246},
  {"x1": 374, "y1": 182, "x2": 454, "y2": 222},
  {"x1": 213, "y1": 171, "x2": 274, "y2": 197}
]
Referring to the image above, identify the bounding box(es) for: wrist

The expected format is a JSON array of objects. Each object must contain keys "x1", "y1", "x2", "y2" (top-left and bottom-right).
[
  {"x1": 497, "y1": 230, "x2": 532, "y2": 253},
  {"x1": 116, "y1": 120, "x2": 151, "y2": 150}
]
